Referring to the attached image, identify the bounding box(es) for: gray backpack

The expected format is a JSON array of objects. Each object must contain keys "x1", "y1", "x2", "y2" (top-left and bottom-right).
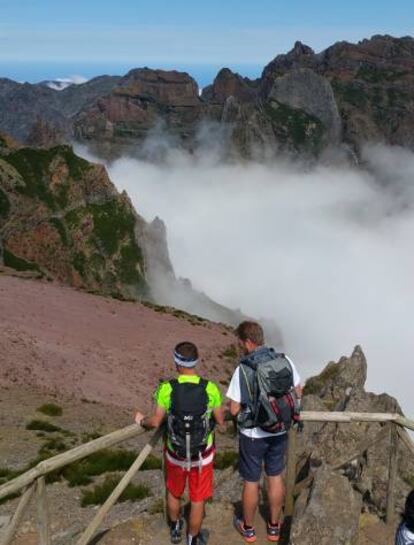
[{"x1": 239, "y1": 349, "x2": 300, "y2": 433}]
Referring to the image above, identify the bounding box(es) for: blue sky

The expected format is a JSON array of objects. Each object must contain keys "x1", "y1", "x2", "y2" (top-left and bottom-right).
[{"x1": 1, "y1": 0, "x2": 413, "y2": 83}]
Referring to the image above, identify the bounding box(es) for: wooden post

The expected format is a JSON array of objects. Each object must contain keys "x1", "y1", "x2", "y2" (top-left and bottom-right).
[
  {"x1": 386, "y1": 423, "x2": 398, "y2": 523},
  {"x1": 0, "y1": 484, "x2": 34, "y2": 545},
  {"x1": 284, "y1": 427, "x2": 297, "y2": 517},
  {"x1": 36, "y1": 476, "x2": 50, "y2": 545},
  {"x1": 76, "y1": 427, "x2": 163, "y2": 545}
]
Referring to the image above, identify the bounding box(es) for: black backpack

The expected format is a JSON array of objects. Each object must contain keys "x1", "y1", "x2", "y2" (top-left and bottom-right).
[
  {"x1": 239, "y1": 350, "x2": 300, "y2": 433},
  {"x1": 167, "y1": 378, "x2": 212, "y2": 461}
]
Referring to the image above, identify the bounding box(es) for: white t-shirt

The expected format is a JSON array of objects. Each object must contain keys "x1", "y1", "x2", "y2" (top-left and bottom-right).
[
  {"x1": 396, "y1": 523, "x2": 414, "y2": 545},
  {"x1": 226, "y1": 354, "x2": 301, "y2": 439}
]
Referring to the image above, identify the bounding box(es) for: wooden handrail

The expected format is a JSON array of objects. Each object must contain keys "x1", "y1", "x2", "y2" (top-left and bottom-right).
[
  {"x1": 2, "y1": 412, "x2": 413, "y2": 501},
  {"x1": 300, "y1": 411, "x2": 401, "y2": 424},
  {"x1": 1, "y1": 410, "x2": 414, "y2": 545},
  {"x1": 0, "y1": 423, "x2": 145, "y2": 501}
]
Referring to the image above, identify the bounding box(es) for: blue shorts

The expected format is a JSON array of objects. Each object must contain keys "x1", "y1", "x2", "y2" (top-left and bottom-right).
[{"x1": 238, "y1": 433, "x2": 288, "y2": 482}]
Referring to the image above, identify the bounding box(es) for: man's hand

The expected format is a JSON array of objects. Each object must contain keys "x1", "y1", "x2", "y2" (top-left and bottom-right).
[{"x1": 135, "y1": 411, "x2": 145, "y2": 426}]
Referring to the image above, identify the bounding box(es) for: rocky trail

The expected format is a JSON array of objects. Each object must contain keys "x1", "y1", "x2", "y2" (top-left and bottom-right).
[{"x1": 0, "y1": 274, "x2": 412, "y2": 544}]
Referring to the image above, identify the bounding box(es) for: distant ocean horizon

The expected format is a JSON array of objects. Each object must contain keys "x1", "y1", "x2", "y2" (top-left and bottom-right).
[{"x1": 0, "y1": 61, "x2": 263, "y2": 89}]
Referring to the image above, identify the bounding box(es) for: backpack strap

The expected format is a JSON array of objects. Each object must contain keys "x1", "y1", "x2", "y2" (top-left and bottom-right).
[
  {"x1": 198, "y1": 378, "x2": 208, "y2": 390},
  {"x1": 240, "y1": 364, "x2": 254, "y2": 402}
]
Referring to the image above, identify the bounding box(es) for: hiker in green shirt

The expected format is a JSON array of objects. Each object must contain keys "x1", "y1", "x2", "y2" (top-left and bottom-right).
[{"x1": 135, "y1": 341, "x2": 225, "y2": 545}]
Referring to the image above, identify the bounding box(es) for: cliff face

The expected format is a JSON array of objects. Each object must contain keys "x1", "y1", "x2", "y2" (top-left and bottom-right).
[
  {"x1": 0, "y1": 135, "x2": 255, "y2": 329},
  {"x1": 2, "y1": 35, "x2": 414, "y2": 159},
  {"x1": 262, "y1": 35, "x2": 414, "y2": 151},
  {"x1": 73, "y1": 69, "x2": 205, "y2": 158},
  {"x1": 0, "y1": 135, "x2": 149, "y2": 300}
]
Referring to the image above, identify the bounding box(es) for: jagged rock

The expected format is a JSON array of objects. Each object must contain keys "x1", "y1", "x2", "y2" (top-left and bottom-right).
[
  {"x1": 300, "y1": 346, "x2": 414, "y2": 518},
  {"x1": 303, "y1": 345, "x2": 367, "y2": 404},
  {"x1": 290, "y1": 464, "x2": 362, "y2": 545},
  {"x1": 202, "y1": 68, "x2": 257, "y2": 104},
  {"x1": 26, "y1": 118, "x2": 66, "y2": 148},
  {"x1": 73, "y1": 69, "x2": 204, "y2": 157},
  {"x1": 267, "y1": 68, "x2": 342, "y2": 144}
]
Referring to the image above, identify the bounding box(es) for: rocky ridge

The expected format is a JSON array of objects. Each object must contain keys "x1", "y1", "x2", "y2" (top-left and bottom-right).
[{"x1": 2, "y1": 35, "x2": 414, "y2": 159}]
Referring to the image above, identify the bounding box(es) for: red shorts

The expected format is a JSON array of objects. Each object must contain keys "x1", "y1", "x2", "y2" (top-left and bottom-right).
[{"x1": 165, "y1": 455, "x2": 214, "y2": 502}]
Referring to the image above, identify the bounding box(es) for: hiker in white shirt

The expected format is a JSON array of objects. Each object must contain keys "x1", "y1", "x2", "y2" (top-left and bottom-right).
[{"x1": 227, "y1": 321, "x2": 301, "y2": 543}]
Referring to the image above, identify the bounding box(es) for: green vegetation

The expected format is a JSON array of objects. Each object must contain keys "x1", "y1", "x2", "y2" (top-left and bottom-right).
[
  {"x1": 115, "y1": 244, "x2": 144, "y2": 285},
  {"x1": 26, "y1": 419, "x2": 62, "y2": 433},
  {"x1": 73, "y1": 251, "x2": 87, "y2": 276},
  {"x1": 3, "y1": 146, "x2": 91, "y2": 210},
  {"x1": 403, "y1": 474, "x2": 414, "y2": 489},
  {"x1": 332, "y1": 80, "x2": 368, "y2": 108},
  {"x1": 356, "y1": 66, "x2": 409, "y2": 83},
  {"x1": 0, "y1": 467, "x2": 18, "y2": 485},
  {"x1": 142, "y1": 301, "x2": 207, "y2": 326},
  {"x1": 149, "y1": 498, "x2": 165, "y2": 514},
  {"x1": 81, "y1": 431, "x2": 102, "y2": 443},
  {"x1": 265, "y1": 100, "x2": 325, "y2": 154},
  {"x1": 5, "y1": 148, "x2": 57, "y2": 209},
  {"x1": 59, "y1": 449, "x2": 161, "y2": 487},
  {"x1": 303, "y1": 362, "x2": 340, "y2": 396},
  {"x1": 39, "y1": 437, "x2": 67, "y2": 456},
  {"x1": 61, "y1": 147, "x2": 91, "y2": 179},
  {"x1": 222, "y1": 345, "x2": 238, "y2": 360},
  {"x1": 387, "y1": 87, "x2": 408, "y2": 107},
  {"x1": 141, "y1": 454, "x2": 162, "y2": 470},
  {"x1": 80, "y1": 476, "x2": 151, "y2": 506},
  {"x1": 62, "y1": 448, "x2": 137, "y2": 487},
  {"x1": 214, "y1": 450, "x2": 239, "y2": 470},
  {"x1": 0, "y1": 187, "x2": 10, "y2": 218},
  {"x1": 49, "y1": 218, "x2": 69, "y2": 246},
  {"x1": 3, "y1": 248, "x2": 41, "y2": 273},
  {"x1": 0, "y1": 491, "x2": 20, "y2": 506},
  {"x1": 36, "y1": 403, "x2": 63, "y2": 417},
  {"x1": 89, "y1": 200, "x2": 135, "y2": 255}
]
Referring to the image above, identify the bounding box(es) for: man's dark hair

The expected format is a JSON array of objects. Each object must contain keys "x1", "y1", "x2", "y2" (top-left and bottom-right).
[
  {"x1": 404, "y1": 489, "x2": 414, "y2": 532},
  {"x1": 174, "y1": 341, "x2": 198, "y2": 361},
  {"x1": 235, "y1": 321, "x2": 264, "y2": 346}
]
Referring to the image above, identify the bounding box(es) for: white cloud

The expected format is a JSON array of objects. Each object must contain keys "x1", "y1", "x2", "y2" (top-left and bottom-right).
[
  {"x1": 79, "y1": 141, "x2": 414, "y2": 418},
  {"x1": 45, "y1": 74, "x2": 88, "y2": 90}
]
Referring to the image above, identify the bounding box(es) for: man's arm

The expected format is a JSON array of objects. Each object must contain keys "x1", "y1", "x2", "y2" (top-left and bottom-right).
[
  {"x1": 135, "y1": 406, "x2": 166, "y2": 430},
  {"x1": 226, "y1": 366, "x2": 242, "y2": 417},
  {"x1": 229, "y1": 400, "x2": 241, "y2": 417},
  {"x1": 212, "y1": 405, "x2": 225, "y2": 426}
]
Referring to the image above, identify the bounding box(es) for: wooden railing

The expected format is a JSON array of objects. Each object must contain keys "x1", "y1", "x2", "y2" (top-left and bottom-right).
[{"x1": 1, "y1": 411, "x2": 414, "y2": 545}]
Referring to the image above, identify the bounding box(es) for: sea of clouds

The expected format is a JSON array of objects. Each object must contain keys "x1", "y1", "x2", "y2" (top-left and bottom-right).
[{"x1": 78, "y1": 141, "x2": 414, "y2": 415}]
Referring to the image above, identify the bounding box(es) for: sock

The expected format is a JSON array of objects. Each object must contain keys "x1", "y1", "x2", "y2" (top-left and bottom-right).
[
  {"x1": 243, "y1": 522, "x2": 254, "y2": 530},
  {"x1": 268, "y1": 520, "x2": 280, "y2": 527},
  {"x1": 187, "y1": 534, "x2": 194, "y2": 545}
]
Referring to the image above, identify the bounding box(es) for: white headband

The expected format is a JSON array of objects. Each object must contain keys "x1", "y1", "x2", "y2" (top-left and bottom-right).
[{"x1": 174, "y1": 351, "x2": 198, "y2": 368}]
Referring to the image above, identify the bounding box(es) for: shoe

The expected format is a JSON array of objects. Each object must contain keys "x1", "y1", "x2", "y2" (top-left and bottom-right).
[
  {"x1": 234, "y1": 517, "x2": 257, "y2": 543},
  {"x1": 188, "y1": 529, "x2": 209, "y2": 545},
  {"x1": 266, "y1": 521, "x2": 281, "y2": 542},
  {"x1": 170, "y1": 519, "x2": 184, "y2": 544}
]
